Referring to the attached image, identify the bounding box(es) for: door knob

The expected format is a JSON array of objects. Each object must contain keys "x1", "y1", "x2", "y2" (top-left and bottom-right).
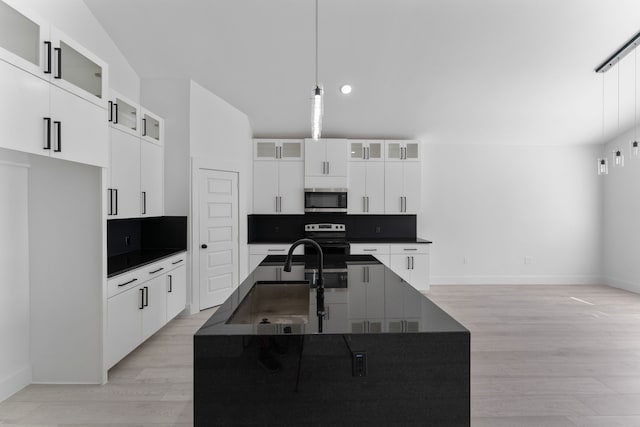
[{"x1": 201, "y1": 244, "x2": 208, "y2": 249}]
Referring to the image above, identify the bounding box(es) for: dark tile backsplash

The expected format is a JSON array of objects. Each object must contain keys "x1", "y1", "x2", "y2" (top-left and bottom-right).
[
  {"x1": 108, "y1": 216, "x2": 187, "y2": 257},
  {"x1": 248, "y1": 214, "x2": 416, "y2": 243}
]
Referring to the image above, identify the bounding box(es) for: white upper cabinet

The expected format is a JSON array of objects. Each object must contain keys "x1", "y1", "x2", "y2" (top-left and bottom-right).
[
  {"x1": 140, "y1": 140, "x2": 164, "y2": 217},
  {"x1": 109, "y1": 90, "x2": 140, "y2": 137},
  {"x1": 349, "y1": 140, "x2": 384, "y2": 162},
  {"x1": 304, "y1": 138, "x2": 348, "y2": 188},
  {"x1": 348, "y1": 162, "x2": 385, "y2": 214},
  {"x1": 141, "y1": 108, "x2": 164, "y2": 146},
  {"x1": 254, "y1": 139, "x2": 303, "y2": 161},
  {"x1": 0, "y1": 0, "x2": 47, "y2": 78},
  {"x1": 108, "y1": 129, "x2": 141, "y2": 218},
  {"x1": 385, "y1": 140, "x2": 420, "y2": 162},
  {"x1": 384, "y1": 161, "x2": 421, "y2": 214}
]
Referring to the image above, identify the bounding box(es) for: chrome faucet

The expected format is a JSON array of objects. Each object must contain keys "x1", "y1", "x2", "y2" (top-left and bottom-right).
[{"x1": 284, "y1": 238, "x2": 325, "y2": 332}]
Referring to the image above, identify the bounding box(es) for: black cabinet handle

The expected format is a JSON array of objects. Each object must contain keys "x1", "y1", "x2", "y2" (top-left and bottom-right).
[
  {"x1": 141, "y1": 191, "x2": 146, "y2": 214},
  {"x1": 142, "y1": 118, "x2": 147, "y2": 136},
  {"x1": 53, "y1": 121, "x2": 61, "y2": 152},
  {"x1": 168, "y1": 275, "x2": 173, "y2": 293},
  {"x1": 44, "y1": 41, "x2": 52, "y2": 74},
  {"x1": 201, "y1": 244, "x2": 208, "y2": 249},
  {"x1": 114, "y1": 103, "x2": 119, "y2": 124},
  {"x1": 139, "y1": 289, "x2": 144, "y2": 309},
  {"x1": 171, "y1": 259, "x2": 183, "y2": 265},
  {"x1": 118, "y1": 278, "x2": 137, "y2": 287},
  {"x1": 54, "y1": 47, "x2": 61, "y2": 79},
  {"x1": 108, "y1": 101, "x2": 113, "y2": 122},
  {"x1": 143, "y1": 286, "x2": 149, "y2": 307},
  {"x1": 107, "y1": 188, "x2": 112, "y2": 215},
  {"x1": 43, "y1": 117, "x2": 51, "y2": 150},
  {"x1": 114, "y1": 189, "x2": 118, "y2": 215},
  {"x1": 149, "y1": 267, "x2": 164, "y2": 274}
]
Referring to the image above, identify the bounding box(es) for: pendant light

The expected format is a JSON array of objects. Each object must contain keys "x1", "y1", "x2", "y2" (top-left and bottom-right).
[
  {"x1": 598, "y1": 72, "x2": 609, "y2": 175},
  {"x1": 311, "y1": 0, "x2": 323, "y2": 140},
  {"x1": 613, "y1": 61, "x2": 625, "y2": 168}
]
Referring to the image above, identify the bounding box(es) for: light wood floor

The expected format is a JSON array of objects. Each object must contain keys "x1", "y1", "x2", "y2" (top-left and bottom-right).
[{"x1": 1, "y1": 284, "x2": 640, "y2": 426}]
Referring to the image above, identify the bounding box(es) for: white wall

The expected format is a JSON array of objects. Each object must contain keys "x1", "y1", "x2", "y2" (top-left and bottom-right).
[
  {"x1": 602, "y1": 128, "x2": 640, "y2": 293},
  {"x1": 421, "y1": 144, "x2": 603, "y2": 285},
  {"x1": 189, "y1": 81, "x2": 253, "y2": 308},
  {"x1": 0, "y1": 149, "x2": 31, "y2": 401}
]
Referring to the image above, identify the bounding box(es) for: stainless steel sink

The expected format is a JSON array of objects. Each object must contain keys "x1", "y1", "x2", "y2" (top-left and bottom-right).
[{"x1": 226, "y1": 281, "x2": 310, "y2": 325}]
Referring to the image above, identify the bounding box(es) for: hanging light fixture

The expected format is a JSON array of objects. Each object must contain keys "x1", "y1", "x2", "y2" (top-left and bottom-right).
[
  {"x1": 597, "y1": 71, "x2": 609, "y2": 175},
  {"x1": 633, "y1": 44, "x2": 640, "y2": 158},
  {"x1": 311, "y1": 0, "x2": 323, "y2": 140},
  {"x1": 613, "y1": 61, "x2": 625, "y2": 168}
]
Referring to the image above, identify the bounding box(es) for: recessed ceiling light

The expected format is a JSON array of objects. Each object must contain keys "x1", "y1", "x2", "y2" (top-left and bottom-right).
[{"x1": 340, "y1": 84, "x2": 352, "y2": 95}]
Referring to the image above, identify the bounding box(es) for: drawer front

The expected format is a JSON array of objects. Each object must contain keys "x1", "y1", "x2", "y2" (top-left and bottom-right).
[
  {"x1": 249, "y1": 244, "x2": 303, "y2": 255},
  {"x1": 389, "y1": 244, "x2": 429, "y2": 255},
  {"x1": 108, "y1": 252, "x2": 187, "y2": 298},
  {"x1": 107, "y1": 270, "x2": 143, "y2": 298},
  {"x1": 350, "y1": 244, "x2": 390, "y2": 255},
  {"x1": 165, "y1": 252, "x2": 187, "y2": 271}
]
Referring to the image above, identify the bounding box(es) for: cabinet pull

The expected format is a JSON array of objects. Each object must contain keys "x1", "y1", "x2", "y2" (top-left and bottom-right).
[
  {"x1": 54, "y1": 47, "x2": 61, "y2": 79},
  {"x1": 277, "y1": 145, "x2": 282, "y2": 159},
  {"x1": 113, "y1": 103, "x2": 119, "y2": 124},
  {"x1": 139, "y1": 289, "x2": 144, "y2": 309},
  {"x1": 407, "y1": 256, "x2": 411, "y2": 270},
  {"x1": 142, "y1": 118, "x2": 147, "y2": 136},
  {"x1": 363, "y1": 249, "x2": 376, "y2": 252},
  {"x1": 118, "y1": 278, "x2": 138, "y2": 287},
  {"x1": 267, "y1": 249, "x2": 285, "y2": 252},
  {"x1": 168, "y1": 275, "x2": 173, "y2": 293},
  {"x1": 108, "y1": 101, "x2": 113, "y2": 122},
  {"x1": 411, "y1": 256, "x2": 415, "y2": 270},
  {"x1": 326, "y1": 161, "x2": 330, "y2": 175},
  {"x1": 141, "y1": 191, "x2": 147, "y2": 214},
  {"x1": 171, "y1": 259, "x2": 183, "y2": 265},
  {"x1": 403, "y1": 248, "x2": 417, "y2": 251},
  {"x1": 149, "y1": 267, "x2": 164, "y2": 274},
  {"x1": 364, "y1": 146, "x2": 369, "y2": 159},
  {"x1": 44, "y1": 41, "x2": 52, "y2": 74},
  {"x1": 107, "y1": 189, "x2": 112, "y2": 215},
  {"x1": 362, "y1": 196, "x2": 366, "y2": 212},
  {"x1": 143, "y1": 286, "x2": 149, "y2": 307},
  {"x1": 43, "y1": 117, "x2": 51, "y2": 150},
  {"x1": 53, "y1": 121, "x2": 61, "y2": 152},
  {"x1": 113, "y1": 189, "x2": 118, "y2": 215},
  {"x1": 366, "y1": 196, "x2": 370, "y2": 212}
]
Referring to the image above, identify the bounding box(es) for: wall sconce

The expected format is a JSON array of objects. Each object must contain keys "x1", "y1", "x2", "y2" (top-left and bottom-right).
[{"x1": 598, "y1": 158, "x2": 609, "y2": 175}]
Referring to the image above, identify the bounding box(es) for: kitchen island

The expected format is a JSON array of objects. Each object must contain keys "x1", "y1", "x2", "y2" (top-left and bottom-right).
[{"x1": 194, "y1": 255, "x2": 469, "y2": 426}]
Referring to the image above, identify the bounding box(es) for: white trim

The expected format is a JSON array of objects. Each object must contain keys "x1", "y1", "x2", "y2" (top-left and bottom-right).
[
  {"x1": 0, "y1": 365, "x2": 31, "y2": 402},
  {"x1": 605, "y1": 276, "x2": 640, "y2": 294},
  {"x1": 0, "y1": 160, "x2": 30, "y2": 169},
  {"x1": 430, "y1": 275, "x2": 605, "y2": 286}
]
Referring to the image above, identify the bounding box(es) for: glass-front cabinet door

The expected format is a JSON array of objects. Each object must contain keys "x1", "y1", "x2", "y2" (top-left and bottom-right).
[
  {"x1": 385, "y1": 140, "x2": 420, "y2": 161},
  {"x1": 109, "y1": 90, "x2": 140, "y2": 137},
  {"x1": 141, "y1": 108, "x2": 163, "y2": 145},
  {"x1": 0, "y1": 0, "x2": 47, "y2": 77},
  {"x1": 254, "y1": 139, "x2": 303, "y2": 160},
  {"x1": 350, "y1": 140, "x2": 383, "y2": 161}
]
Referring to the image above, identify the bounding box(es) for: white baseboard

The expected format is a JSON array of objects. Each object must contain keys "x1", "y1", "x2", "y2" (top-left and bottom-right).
[
  {"x1": 430, "y1": 275, "x2": 604, "y2": 286},
  {"x1": 0, "y1": 365, "x2": 31, "y2": 402},
  {"x1": 605, "y1": 277, "x2": 640, "y2": 294}
]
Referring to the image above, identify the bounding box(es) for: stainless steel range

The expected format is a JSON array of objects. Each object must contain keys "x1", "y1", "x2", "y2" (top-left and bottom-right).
[{"x1": 304, "y1": 223, "x2": 349, "y2": 288}]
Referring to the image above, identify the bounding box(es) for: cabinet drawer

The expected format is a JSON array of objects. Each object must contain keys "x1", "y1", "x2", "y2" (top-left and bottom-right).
[
  {"x1": 107, "y1": 270, "x2": 143, "y2": 298},
  {"x1": 389, "y1": 244, "x2": 429, "y2": 255},
  {"x1": 249, "y1": 244, "x2": 303, "y2": 255},
  {"x1": 350, "y1": 244, "x2": 390, "y2": 255},
  {"x1": 165, "y1": 252, "x2": 187, "y2": 271}
]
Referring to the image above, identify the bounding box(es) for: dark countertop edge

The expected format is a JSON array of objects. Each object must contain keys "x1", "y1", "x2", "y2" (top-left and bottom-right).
[
  {"x1": 248, "y1": 238, "x2": 432, "y2": 244},
  {"x1": 107, "y1": 248, "x2": 186, "y2": 278}
]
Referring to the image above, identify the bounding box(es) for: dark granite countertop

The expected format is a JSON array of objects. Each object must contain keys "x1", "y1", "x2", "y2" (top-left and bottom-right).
[
  {"x1": 108, "y1": 248, "x2": 186, "y2": 278},
  {"x1": 195, "y1": 254, "x2": 467, "y2": 337},
  {"x1": 248, "y1": 237, "x2": 432, "y2": 244}
]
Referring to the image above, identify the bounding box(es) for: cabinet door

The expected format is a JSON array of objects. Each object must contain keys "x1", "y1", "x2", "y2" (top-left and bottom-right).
[
  {"x1": 0, "y1": 0, "x2": 48, "y2": 77},
  {"x1": 0, "y1": 59, "x2": 50, "y2": 155},
  {"x1": 325, "y1": 139, "x2": 348, "y2": 177},
  {"x1": 389, "y1": 254, "x2": 412, "y2": 284},
  {"x1": 365, "y1": 162, "x2": 385, "y2": 214},
  {"x1": 386, "y1": 141, "x2": 403, "y2": 161},
  {"x1": 106, "y1": 286, "x2": 142, "y2": 368},
  {"x1": 141, "y1": 109, "x2": 163, "y2": 145},
  {"x1": 366, "y1": 141, "x2": 384, "y2": 162},
  {"x1": 348, "y1": 162, "x2": 367, "y2": 214},
  {"x1": 349, "y1": 141, "x2": 365, "y2": 161},
  {"x1": 304, "y1": 138, "x2": 326, "y2": 177},
  {"x1": 166, "y1": 265, "x2": 187, "y2": 321},
  {"x1": 384, "y1": 162, "x2": 404, "y2": 214},
  {"x1": 141, "y1": 276, "x2": 167, "y2": 341},
  {"x1": 252, "y1": 161, "x2": 279, "y2": 213},
  {"x1": 278, "y1": 161, "x2": 304, "y2": 213},
  {"x1": 110, "y1": 91, "x2": 140, "y2": 137},
  {"x1": 109, "y1": 129, "x2": 140, "y2": 218},
  {"x1": 50, "y1": 85, "x2": 108, "y2": 167},
  {"x1": 409, "y1": 254, "x2": 429, "y2": 292},
  {"x1": 254, "y1": 139, "x2": 278, "y2": 160},
  {"x1": 280, "y1": 140, "x2": 303, "y2": 160},
  {"x1": 140, "y1": 140, "x2": 164, "y2": 217},
  {"x1": 404, "y1": 141, "x2": 420, "y2": 161},
  {"x1": 49, "y1": 27, "x2": 107, "y2": 108},
  {"x1": 403, "y1": 162, "x2": 421, "y2": 214}
]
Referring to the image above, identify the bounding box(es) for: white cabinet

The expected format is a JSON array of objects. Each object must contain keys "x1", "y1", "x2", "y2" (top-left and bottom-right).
[
  {"x1": 253, "y1": 140, "x2": 304, "y2": 214},
  {"x1": 348, "y1": 264, "x2": 385, "y2": 333},
  {"x1": 109, "y1": 90, "x2": 140, "y2": 137},
  {"x1": 140, "y1": 140, "x2": 164, "y2": 217},
  {"x1": 349, "y1": 140, "x2": 384, "y2": 162},
  {"x1": 248, "y1": 244, "x2": 304, "y2": 272},
  {"x1": 0, "y1": 0, "x2": 109, "y2": 167},
  {"x1": 348, "y1": 162, "x2": 385, "y2": 214},
  {"x1": 106, "y1": 252, "x2": 186, "y2": 369},
  {"x1": 349, "y1": 244, "x2": 390, "y2": 265},
  {"x1": 254, "y1": 139, "x2": 303, "y2": 160},
  {"x1": 304, "y1": 138, "x2": 348, "y2": 187},
  {"x1": 166, "y1": 262, "x2": 187, "y2": 321},
  {"x1": 141, "y1": 108, "x2": 164, "y2": 146},
  {"x1": 384, "y1": 161, "x2": 421, "y2": 214},
  {"x1": 385, "y1": 140, "x2": 420, "y2": 162},
  {"x1": 107, "y1": 129, "x2": 140, "y2": 218},
  {"x1": 388, "y1": 244, "x2": 430, "y2": 292}
]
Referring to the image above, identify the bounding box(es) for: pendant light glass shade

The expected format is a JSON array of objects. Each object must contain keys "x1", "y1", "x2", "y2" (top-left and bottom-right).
[
  {"x1": 311, "y1": 85, "x2": 323, "y2": 140},
  {"x1": 632, "y1": 141, "x2": 640, "y2": 158},
  {"x1": 597, "y1": 158, "x2": 609, "y2": 175},
  {"x1": 613, "y1": 150, "x2": 624, "y2": 167}
]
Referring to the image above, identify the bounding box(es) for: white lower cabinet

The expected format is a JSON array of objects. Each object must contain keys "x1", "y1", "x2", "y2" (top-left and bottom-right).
[
  {"x1": 389, "y1": 244, "x2": 430, "y2": 292},
  {"x1": 248, "y1": 244, "x2": 304, "y2": 273},
  {"x1": 106, "y1": 252, "x2": 186, "y2": 369}
]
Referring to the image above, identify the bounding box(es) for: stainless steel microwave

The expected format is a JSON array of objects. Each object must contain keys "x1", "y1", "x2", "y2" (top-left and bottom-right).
[{"x1": 304, "y1": 188, "x2": 348, "y2": 213}]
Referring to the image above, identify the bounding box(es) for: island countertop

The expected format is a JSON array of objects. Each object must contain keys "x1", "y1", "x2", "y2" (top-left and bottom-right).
[{"x1": 195, "y1": 254, "x2": 467, "y2": 337}]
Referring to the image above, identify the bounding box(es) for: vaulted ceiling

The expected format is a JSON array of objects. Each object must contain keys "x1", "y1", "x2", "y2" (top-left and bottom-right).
[{"x1": 84, "y1": 0, "x2": 640, "y2": 145}]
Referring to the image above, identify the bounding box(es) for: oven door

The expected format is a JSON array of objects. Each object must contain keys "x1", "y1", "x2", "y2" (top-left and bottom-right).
[{"x1": 304, "y1": 189, "x2": 348, "y2": 213}]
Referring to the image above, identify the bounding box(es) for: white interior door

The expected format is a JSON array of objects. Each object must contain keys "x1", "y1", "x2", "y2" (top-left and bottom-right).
[{"x1": 199, "y1": 169, "x2": 239, "y2": 310}]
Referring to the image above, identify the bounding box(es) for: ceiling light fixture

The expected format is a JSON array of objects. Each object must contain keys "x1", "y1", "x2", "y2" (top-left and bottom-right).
[
  {"x1": 340, "y1": 84, "x2": 352, "y2": 95},
  {"x1": 311, "y1": 0, "x2": 323, "y2": 140}
]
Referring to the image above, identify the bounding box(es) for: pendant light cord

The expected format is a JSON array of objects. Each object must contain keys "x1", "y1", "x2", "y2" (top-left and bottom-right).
[
  {"x1": 618, "y1": 58, "x2": 620, "y2": 132},
  {"x1": 602, "y1": 72, "x2": 605, "y2": 140},
  {"x1": 635, "y1": 45, "x2": 637, "y2": 140},
  {"x1": 315, "y1": 0, "x2": 319, "y2": 85}
]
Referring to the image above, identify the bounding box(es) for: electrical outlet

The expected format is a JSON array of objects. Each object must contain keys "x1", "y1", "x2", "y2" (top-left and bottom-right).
[
  {"x1": 352, "y1": 352, "x2": 367, "y2": 377},
  {"x1": 125, "y1": 235, "x2": 131, "y2": 246},
  {"x1": 524, "y1": 256, "x2": 533, "y2": 265},
  {"x1": 375, "y1": 226, "x2": 381, "y2": 234},
  {"x1": 463, "y1": 256, "x2": 468, "y2": 265}
]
